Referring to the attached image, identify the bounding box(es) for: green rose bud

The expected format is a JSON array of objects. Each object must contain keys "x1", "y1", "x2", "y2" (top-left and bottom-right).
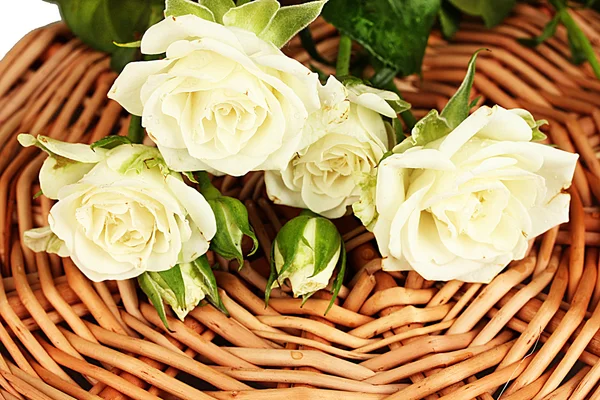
[
  {"x1": 196, "y1": 172, "x2": 258, "y2": 268},
  {"x1": 266, "y1": 212, "x2": 346, "y2": 313},
  {"x1": 139, "y1": 256, "x2": 227, "y2": 329}
]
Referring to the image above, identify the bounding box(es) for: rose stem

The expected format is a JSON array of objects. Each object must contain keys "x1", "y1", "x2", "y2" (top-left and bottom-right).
[
  {"x1": 335, "y1": 35, "x2": 352, "y2": 77},
  {"x1": 504, "y1": 262, "x2": 595, "y2": 395}
]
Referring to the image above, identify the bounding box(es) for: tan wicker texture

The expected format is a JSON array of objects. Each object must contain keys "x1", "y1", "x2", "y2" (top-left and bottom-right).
[{"x1": 0, "y1": 3, "x2": 600, "y2": 399}]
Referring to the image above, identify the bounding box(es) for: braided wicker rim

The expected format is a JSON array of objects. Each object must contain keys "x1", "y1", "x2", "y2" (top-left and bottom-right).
[{"x1": 1, "y1": 3, "x2": 600, "y2": 399}]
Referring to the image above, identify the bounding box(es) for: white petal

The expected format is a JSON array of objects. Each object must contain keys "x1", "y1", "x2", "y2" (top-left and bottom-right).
[
  {"x1": 265, "y1": 170, "x2": 307, "y2": 209},
  {"x1": 108, "y1": 59, "x2": 173, "y2": 115},
  {"x1": 39, "y1": 158, "x2": 95, "y2": 200},
  {"x1": 166, "y1": 175, "x2": 217, "y2": 241},
  {"x1": 22, "y1": 226, "x2": 69, "y2": 257},
  {"x1": 476, "y1": 105, "x2": 533, "y2": 142}
]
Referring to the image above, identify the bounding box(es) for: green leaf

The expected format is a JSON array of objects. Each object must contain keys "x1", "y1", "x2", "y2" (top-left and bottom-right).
[
  {"x1": 138, "y1": 272, "x2": 170, "y2": 330},
  {"x1": 49, "y1": 0, "x2": 164, "y2": 71},
  {"x1": 299, "y1": 27, "x2": 333, "y2": 66},
  {"x1": 33, "y1": 190, "x2": 44, "y2": 200},
  {"x1": 265, "y1": 243, "x2": 278, "y2": 307},
  {"x1": 90, "y1": 135, "x2": 132, "y2": 150},
  {"x1": 566, "y1": 23, "x2": 587, "y2": 64},
  {"x1": 469, "y1": 96, "x2": 481, "y2": 109},
  {"x1": 209, "y1": 196, "x2": 259, "y2": 268},
  {"x1": 223, "y1": 0, "x2": 280, "y2": 35},
  {"x1": 439, "y1": 1, "x2": 461, "y2": 39},
  {"x1": 260, "y1": 0, "x2": 327, "y2": 48},
  {"x1": 113, "y1": 40, "x2": 142, "y2": 48},
  {"x1": 165, "y1": 0, "x2": 216, "y2": 21},
  {"x1": 127, "y1": 115, "x2": 145, "y2": 144},
  {"x1": 311, "y1": 218, "x2": 342, "y2": 278},
  {"x1": 440, "y1": 49, "x2": 484, "y2": 129},
  {"x1": 191, "y1": 256, "x2": 228, "y2": 315},
  {"x1": 411, "y1": 109, "x2": 452, "y2": 146},
  {"x1": 449, "y1": 0, "x2": 515, "y2": 27},
  {"x1": 152, "y1": 266, "x2": 186, "y2": 310},
  {"x1": 326, "y1": 239, "x2": 346, "y2": 315},
  {"x1": 518, "y1": 14, "x2": 560, "y2": 47},
  {"x1": 558, "y1": 8, "x2": 600, "y2": 79},
  {"x1": 323, "y1": 0, "x2": 440, "y2": 76},
  {"x1": 199, "y1": 0, "x2": 235, "y2": 23}
]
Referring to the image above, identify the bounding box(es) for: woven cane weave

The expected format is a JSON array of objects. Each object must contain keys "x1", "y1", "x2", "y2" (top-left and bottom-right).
[{"x1": 0, "y1": 3, "x2": 600, "y2": 399}]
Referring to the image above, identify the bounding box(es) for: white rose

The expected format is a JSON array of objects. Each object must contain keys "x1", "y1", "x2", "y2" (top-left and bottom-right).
[
  {"x1": 108, "y1": 14, "x2": 320, "y2": 177},
  {"x1": 265, "y1": 77, "x2": 395, "y2": 218},
  {"x1": 21, "y1": 135, "x2": 216, "y2": 282},
  {"x1": 373, "y1": 105, "x2": 578, "y2": 283}
]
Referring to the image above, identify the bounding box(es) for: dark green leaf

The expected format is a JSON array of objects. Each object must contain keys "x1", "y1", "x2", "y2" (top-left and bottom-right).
[
  {"x1": 469, "y1": 95, "x2": 482, "y2": 109},
  {"x1": 152, "y1": 266, "x2": 186, "y2": 310},
  {"x1": 326, "y1": 239, "x2": 346, "y2": 315},
  {"x1": 165, "y1": 0, "x2": 216, "y2": 20},
  {"x1": 518, "y1": 14, "x2": 560, "y2": 47},
  {"x1": 440, "y1": 49, "x2": 485, "y2": 129},
  {"x1": 127, "y1": 115, "x2": 145, "y2": 144},
  {"x1": 49, "y1": 0, "x2": 164, "y2": 71},
  {"x1": 449, "y1": 0, "x2": 515, "y2": 27},
  {"x1": 260, "y1": 0, "x2": 327, "y2": 47},
  {"x1": 191, "y1": 256, "x2": 228, "y2": 315},
  {"x1": 323, "y1": 0, "x2": 441, "y2": 76},
  {"x1": 138, "y1": 272, "x2": 170, "y2": 330},
  {"x1": 439, "y1": 1, "x2": 461, "y2": 39},
  {"x1": 567, "y1": 23, "x2": 587, "y2": 64},
  {"x1": 311, "y1": 218, "x2": 341, "y2": 278},
  {"x1": 90, "y1": 135, "x2": 132, "y2": 150},
  {"x1": 370, "y1": 67, "x2": 398, "y2": 88},
  {"x1": 299, "y1": 27, "x2": 333, "y2": 66}
]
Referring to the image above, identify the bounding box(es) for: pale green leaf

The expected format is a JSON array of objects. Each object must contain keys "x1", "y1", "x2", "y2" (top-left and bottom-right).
[
  {"x1": 222, "y1": 0, "x2": 279, "y2": 35},
  {"x1": 199, "y1": 0, "x2": 235, "y2": 23},
  {"x1": 326, "y1": 239, "x2": 346, "y2": 315},
  {"x1": 165, "y1": 0, "x2": 215, "y2": 21},
  {"x1": 411, "y1": 109, "x2": 452, "y2": 146},
  {"x1": 90, "y1": 135, "x2": 132, "y2": 150},
  {"x1": 138, "y1": 272, "x2": 170, "y2": 330},
  {"x1": 440, "y1": 49, "x2": 484, "y2": 129},
  {"x1": 260, "y1": 0, "x2": 327, "y2": 48},
  {"x1": 312, "y1": 218, "x2": 341, "y2": 277},
  {"x1": 113, "y1": 40, "x2": 142, "y2": 48},
  {"x1": 151, "y1": 266, "x2": 186, "y2": 310},
  {"x1": 191, "y1": 256, "x2": 228, "y2": 315}
]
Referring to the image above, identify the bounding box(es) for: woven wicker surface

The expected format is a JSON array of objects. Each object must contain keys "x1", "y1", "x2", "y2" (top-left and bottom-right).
[{"x1": 1, "y1": 3, "x2": 600, "y2": 399}]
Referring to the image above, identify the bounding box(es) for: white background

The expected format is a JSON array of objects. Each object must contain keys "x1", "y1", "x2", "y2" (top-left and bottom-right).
[{"x1": 1, "y1": 1, "x2": 61, "y2": 59}]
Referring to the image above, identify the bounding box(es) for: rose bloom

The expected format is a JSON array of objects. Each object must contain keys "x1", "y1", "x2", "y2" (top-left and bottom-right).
[
  {"x1": 372, "y1": 106, "x2": 578, "y2": 283},
  {"x1": 265, "y1": 77, "x2": 395, "y2": 218},
  {"x1": 21, "y1": 135, "x2": 216, "y2": 282},
  {"x1": 108, "y1": 14, "x2": 320, "y2": 177}
]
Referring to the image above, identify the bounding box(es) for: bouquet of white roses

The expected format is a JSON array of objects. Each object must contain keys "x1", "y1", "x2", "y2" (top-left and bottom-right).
[{"x1": 24, "y1": 0, "x2": 577, "y2": 322}]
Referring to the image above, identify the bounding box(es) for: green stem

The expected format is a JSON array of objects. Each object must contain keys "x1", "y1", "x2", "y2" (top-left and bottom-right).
[
  {"x1": 560, "y1": 9, "x2": 600, "y2": 80},
  {"x1": 336, "y1": 35, "x2": 352, "y2": 77},
  {"x1": 196, "y1": 171, "x2": 221, "y2": 200},
  {"x1": 127, "y1": 115, "x2": 145, "y2": 144}
]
